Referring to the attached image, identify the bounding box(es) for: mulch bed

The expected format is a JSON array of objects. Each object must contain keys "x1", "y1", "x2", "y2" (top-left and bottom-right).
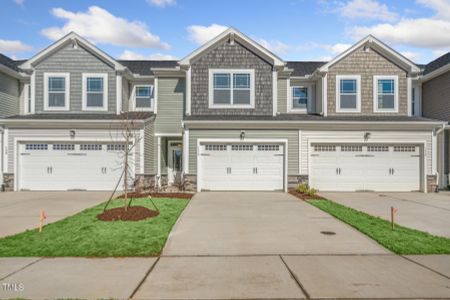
[
  {"x1": 289, "y1": 190, "x2": 325, "y2": 201},
  {"x1": 97, "y1": 206, "x2": 159, "y2": 221},
  {"x1": 116, "y1": 192, "x2": 193, "y2": 199}
]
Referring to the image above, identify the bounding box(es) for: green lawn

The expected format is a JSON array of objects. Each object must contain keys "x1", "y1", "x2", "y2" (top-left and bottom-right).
[
  {"x1": 308, "y1": 199, "x2": 450, "y2": 254},
  {"x1": 0, "y1": 198, "x2": 189, "y2": 257}
]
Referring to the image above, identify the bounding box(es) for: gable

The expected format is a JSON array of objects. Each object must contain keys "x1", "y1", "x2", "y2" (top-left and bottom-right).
[
  {"x1": 20, "y1": 32, "x2": 125, "y2": 71},
  {"x1": 180, "y1": 27, "x2": 284, "y2": 67},
  {"x1": 320, "y1": 36, "x2": 420, "y2": 74},
  {"x1": 34, "y1": 43, "x2": 115, "y2": 72},
  {"x1": 329, "y1": 45, "x2": 408, "y2": 74}
]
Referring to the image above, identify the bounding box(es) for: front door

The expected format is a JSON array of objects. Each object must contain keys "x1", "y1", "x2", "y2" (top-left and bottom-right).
[{"x1": 168, "y1": 141, "x2": 183, "y2": 185}]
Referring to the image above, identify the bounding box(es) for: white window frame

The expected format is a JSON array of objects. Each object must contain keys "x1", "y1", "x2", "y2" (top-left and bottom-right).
[
  {"x1": 288, "y1": 85, "x2": 311, "y2": 113},
  {"x1": 44, "y1": 72, "x2": 70, "y2": 111},
  {"x1": 131, "y1": 84, "x2": 154, "y2": 111},
  {"x1": 208, "y1": 69, "x2": 255, "y2": 109},
  {"x1": 82, "y1": 73, "x2": 108, "y2": 111},
  {"x1": 373, "y1": 75, "x2": 398, "y2": 113},
  {"x1": 336, "y1": 75, "x2": 361, "y2": 113}
]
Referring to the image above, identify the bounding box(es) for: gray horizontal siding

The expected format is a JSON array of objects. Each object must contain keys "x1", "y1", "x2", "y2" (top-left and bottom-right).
[
  {"x1": 0, "y1": 72, "x2": 20, "y2": 116},
  {"x1": 277, "y1": 78, "x2": 287, "y2": 113},
  {"x1": 144, "y1": 120, "x2": 155, "y2": 174},
  {"x1": 34, "y1": 44, "x2": 116, "y2": 113},
  {"x1": 155, "y1": 78, "x2": 184, "y2": 134},
  {"x1": 188, "y1": 129, "x2": 299, "y2": 175}
]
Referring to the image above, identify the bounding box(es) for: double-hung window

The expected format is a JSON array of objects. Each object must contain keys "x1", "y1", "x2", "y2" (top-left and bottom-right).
[
  {"x1": 209, "y1": 69, "x2": 254, "y2": 108},
  {"x1": 336, "y1": 75, "x2": 361, "y2": 112},
  {"x1": 134, "y1": 85, "x2": 153, "y2": 110},
  {"x1": 290, "y1": 86, "x2": 310, "y2": 112},
  {"x1": 373, "y1": 75, "x2": 398, "y2": 112},
  {"x1": 82, "y1": 73, "x2": 108, "y2": 111},
  {"x1": 44, "y1": 73, "x2": 70, "y2": 111}
]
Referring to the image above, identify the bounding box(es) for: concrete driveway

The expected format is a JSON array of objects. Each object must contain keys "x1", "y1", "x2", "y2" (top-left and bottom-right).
[
  {"x1": 163, "y1": 192, "x2": 387, "y2": 255},
  {"x1": 0, "y1": 191, "x2": 110, "y2": 237},
  {"x1": 320, "y1": 192, "x2": 450, "y2": 237}
]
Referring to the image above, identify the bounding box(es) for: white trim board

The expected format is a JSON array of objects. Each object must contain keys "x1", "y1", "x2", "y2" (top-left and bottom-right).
[
  {"x1": 208, "y1": 69, "x2": 255, "y2": 109},
  {"x1": 372, "y1": 75, "x2": 399, "y2": 113},
  {"x1": 81, "y1": 73, "x2": 108, "y2": 112},
  {"x1": 43, "y1": 72, "x2": 70, "y2": 111},
  {"x1": 335, "y1": 75, "x2": 361, "y2": 113}
]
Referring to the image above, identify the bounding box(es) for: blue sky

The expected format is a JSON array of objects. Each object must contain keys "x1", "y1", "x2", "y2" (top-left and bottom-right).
[{"x1": 1, "y1": 0, "x2": 449, "y2": 63}]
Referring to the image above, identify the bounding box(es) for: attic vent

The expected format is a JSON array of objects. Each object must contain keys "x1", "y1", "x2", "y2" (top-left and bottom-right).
[
  {"x1": 229, "y1": 32, "x2": 235, "y2": 45},
  {"x1": 71, "y1": 38, "x2": 78, "y2": 49}
]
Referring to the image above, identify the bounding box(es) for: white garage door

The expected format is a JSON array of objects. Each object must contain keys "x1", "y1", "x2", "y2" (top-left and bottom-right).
[
  {"x1": 18, "y1": 142, "x2": 132, "y2": 191},
  {"x1": 199, "y1": 143, "x2": 284, "y2": 191},
  {"x1": 310, "y1": 144, "x2": 421, "y2": 192}
]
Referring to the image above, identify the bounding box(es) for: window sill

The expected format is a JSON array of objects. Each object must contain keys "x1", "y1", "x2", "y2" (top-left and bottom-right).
[
  {"x1": 209, "y1": 105, "x2": 254, "y2": 109},
  {"x1": 44, "y1": 107, "x2": 70, "y2": 112}
]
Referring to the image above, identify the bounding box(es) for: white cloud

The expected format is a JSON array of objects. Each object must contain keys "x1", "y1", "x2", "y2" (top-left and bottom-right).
[
  {"x1": 349, "y1": 0, "x2": 450, "y2": 49},
  {"x1": 432, "y1": 49, "x2": 449, "y2": 59},
  {"x1": 14, "y1": 0, "x2": 24, "y2": 6},
  {"x1": 0, "y1": 39, "x2": 32, "y2": 54},
  {"x1": 324, "y1": 43, "x2": 352, "y2": 54},
  {"x1": 338, "y1": 0, "x2": 397, "y2": 21},
  {"x1": 118, "y1": 50, "x2": 177, "y2": 60},
  {"x1": 417, "y1": 0, "x2": 450, "y2": 19},
  {"x1": 400, "y1": 51, "x2": 422, "y2": 62},
  {"x1": 41, "y1": 6, "x2": 170, "y2": 50},
  {"x1": 186, "y1": 24, "x2": 228, "y2": 45},
  {"x1": 255, "y1": 38, "x2": 289, "y2": 55},
  {"x1": 147, "y1": 0, "x2": 176, "y2": 7},
  {"x1": 350, "y1": 18, "x2": 450, "y2": 48}
]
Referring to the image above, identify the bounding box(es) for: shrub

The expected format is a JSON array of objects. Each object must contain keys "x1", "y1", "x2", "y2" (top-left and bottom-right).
[{"x1": 296, "y1": 183, "x2": 317, "y2": 197}]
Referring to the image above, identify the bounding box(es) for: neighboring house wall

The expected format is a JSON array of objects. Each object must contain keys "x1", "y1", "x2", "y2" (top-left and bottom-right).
[
  {"x1": 34, "y1": 44, "x2": 116, "y2": 113},
  {"x1": 188, "y1": 129, "x2": 299, "y2": 175},
  {"x1": 422, "y1": 70, "x2": 450, "y2": 121},
  {"x1": 327, "y1": 46, "x2": 408, "y2": 115},
  {"x1": 154, "y1": 78, "x2": 184, "y2": 134},
  {"x1": 190, "y1": 40, "x2": 273, "y2": 115},
  {"x1": 0, "y1": 71, "x2": 20, "y2": 117}
]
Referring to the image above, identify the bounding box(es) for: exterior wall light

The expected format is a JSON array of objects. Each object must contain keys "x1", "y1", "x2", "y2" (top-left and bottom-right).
[
  {"x1": 240, "y1": 130, "x2": 245, "y2": 140},
  {"x1": 70, "y1": 130, "x2": 76, "y2": 138}
]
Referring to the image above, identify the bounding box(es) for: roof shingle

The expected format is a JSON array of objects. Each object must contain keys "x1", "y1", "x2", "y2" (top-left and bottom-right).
[{"x1": 117, "y1": 60, "x2": 178, "y2": 76}]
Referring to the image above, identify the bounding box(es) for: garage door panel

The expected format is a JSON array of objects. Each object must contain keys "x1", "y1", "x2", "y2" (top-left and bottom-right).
[
  {"x1": 310, "y1": 144, "x2": 421, "y2": 192},
  {"x1": 19, "y1": 143, "x2": 130, "y2": 191},
  {"x1": 199, "y1": 143, "x2": 284, "y2": 191}
]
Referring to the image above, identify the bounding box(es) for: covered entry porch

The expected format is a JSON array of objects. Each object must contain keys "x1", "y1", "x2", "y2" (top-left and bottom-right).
[{"x1": 156, "y1": 134, "x2": 183, "y2": 189}]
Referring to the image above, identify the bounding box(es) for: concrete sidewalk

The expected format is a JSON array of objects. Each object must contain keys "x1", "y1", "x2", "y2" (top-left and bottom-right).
[
  {"x1": 320, "y1": 192, "x2": 450, "y2": 237},
  {"x1": 1, "y1": 255, "x2": 449, "y2": 299}
]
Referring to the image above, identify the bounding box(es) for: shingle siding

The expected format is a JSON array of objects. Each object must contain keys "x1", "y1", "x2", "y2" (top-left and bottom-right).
[
  {"x1": 422, "y1": 70, "x2": 450, "y2": 121},
  {"x1": 327, "y1": 46, "x2": 408, "y2": 116},
  {"x1": 0, "y1": 72, "x2": 20, "y2": 117},
  {"x1": 34, "y1": 44, "x2": 116, "y2": 113},
  {"x1": 190, "y1": 40, "x2": 273, "y2": 116}
]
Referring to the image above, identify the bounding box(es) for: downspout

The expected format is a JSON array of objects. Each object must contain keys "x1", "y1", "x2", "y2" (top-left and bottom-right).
[{"x1": 434, "y1": 123, "x2": 446, "y2": 189}]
